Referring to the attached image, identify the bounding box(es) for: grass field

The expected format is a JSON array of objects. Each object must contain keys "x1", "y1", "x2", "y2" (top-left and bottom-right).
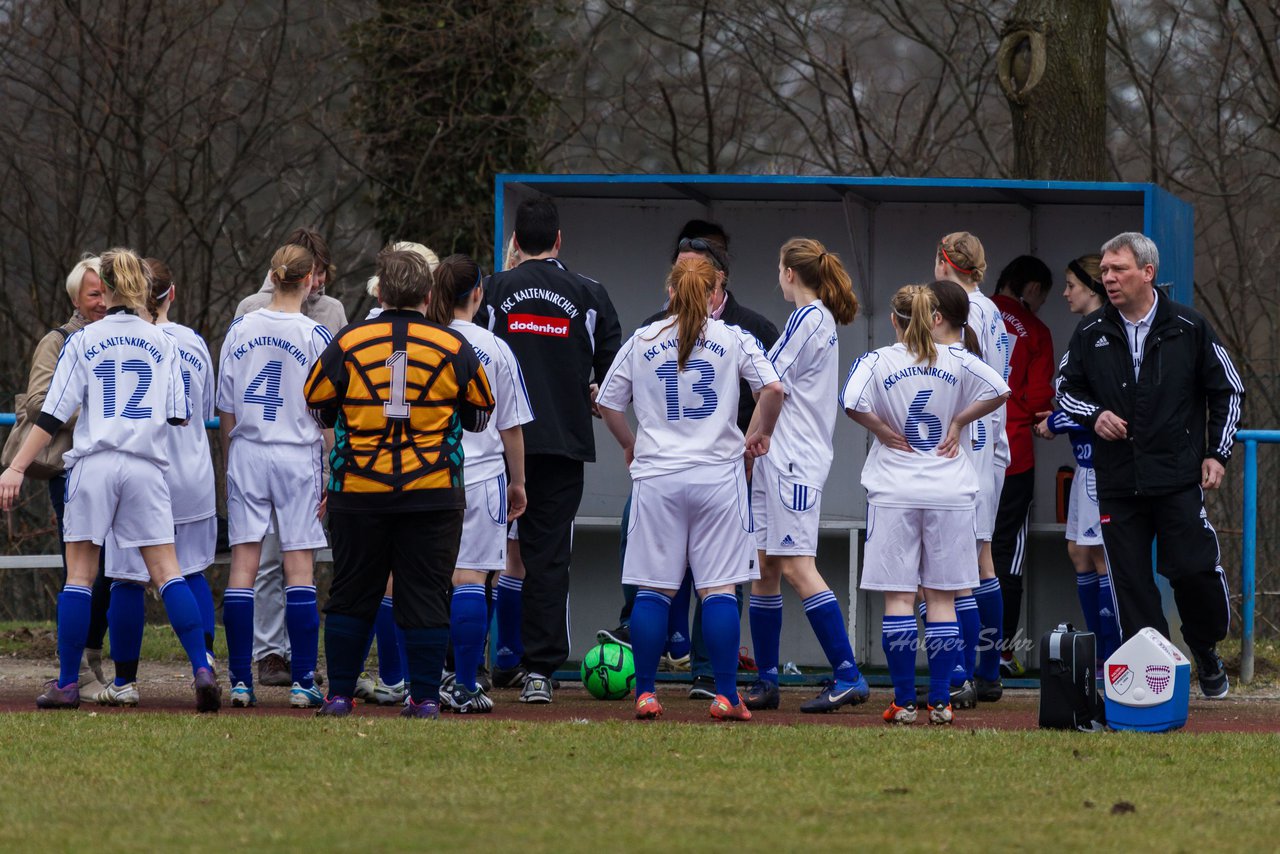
[{"x1": 1, "y1": 713, "x2": 1277, "y2": 851}]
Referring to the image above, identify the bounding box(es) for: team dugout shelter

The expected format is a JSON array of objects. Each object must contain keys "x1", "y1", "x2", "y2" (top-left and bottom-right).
[{"x1": 493, "y1": 174, "x2": 1194, "y2": 672}]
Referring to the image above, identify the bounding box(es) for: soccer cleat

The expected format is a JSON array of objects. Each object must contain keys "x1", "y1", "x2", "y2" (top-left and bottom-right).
[
  {"x1": 800, "y1": 675, "x2": 870, "y2": 713},
  {"x1": 373, "y1": 679, "x2": 407, "y2": 706},
  {"x1": 709, "y1": 694, "x2": 752, "y2": 721},
  {"x1": 36, "y1": 680, "x2": 80, "y2": 710},
  {"x1": 634, "y1": 691, "x2": 664, "y2": 719},
  {"x1": 476, "y1": 666, "x2": 493, "y2": 693},
  {"x1": 229, "y1": 681, "x2": 257, "y2": 708},
  {"x1": 91, "y1": 681, "x2": 140, "y2": 707},
  {"x1": 519, "y1": 675, "x2": 553, "y2": 704},
  {"x1": 400, "y1": 698, "x2": 440, "y2": 719},
  {"x1": 84, "y1": 648, "x2": 107, "y2": 686},
  {"x1": 950, "y1": 679, "x2": 977, "y2": 710},
  {"x1": 596, "y1": 625, "x2": 632, "y2": 649},
  {"x1": 316, "y1": 695, "x2": 355, "y2": 718},
  {"x1": 658, "y1": 653, "x2": 691, "y2": 672},
  {"x1": 439, "y1": 671, "x2": 456, "y2": 696},
  {"x1": 257, "y1": 653, "x2": 292, "y2": 687},
  {"x1": 1190, "y1": 646, "x2": 1229, "y2": 699},
  {"x1": 443, "y1": 682, "x2": 495, "y2": 714},
  {"x1": 743, "y1": 679, "x2": 780, "y2": 711},
  {"x1": 194, "y1": 667, "x2": 221, "y2": 713},
  {"x1": 974, "y1": 676, "x2": 1004, "y2": 702},
  {"x1": 882, "y1": 701, "x2": 918, "y2": 725},
  {"x1": 290, "y1": 682, "x2": 324, "y2": 709},
  {"x1": 999, "y1": 654, "x2": 1026, "y2": 678},
  {"x1": 928, "y1": 701, "x2": 954, "y2": 725},
  {"x1": 354, "y1": 671, "x2": 378, "y2": 702},
  {"x1": 491, "y1": 665, "x2": 529, "y2": 689},
  {"x1": 687, "y1": 675, "x2": 717, "y2": 700}
]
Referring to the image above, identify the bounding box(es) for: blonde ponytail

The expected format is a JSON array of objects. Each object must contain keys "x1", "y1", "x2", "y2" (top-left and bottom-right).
[
  {"x1": 891, "y1": 285, "x2": 938, "y2": 365},
  {"x1": 665, "y1": 257, "x2": 716, "y2": 370},
  {"x1": 779, "y1": 237, "x2": 859, "y2": 325},
  {"x1": 100, "y1": 248, "x2": 154, "y2": 322}
]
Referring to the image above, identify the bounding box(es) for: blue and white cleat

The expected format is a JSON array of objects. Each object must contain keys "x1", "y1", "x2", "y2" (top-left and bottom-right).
[
  {"x1": 800, "y1": 674, "x2": 870, "y2": 713},
  {"x1": 229, "y1": 681, "x2": 257, "y2": 708},
  {"x1": 290, "y1": 682, "x2": 325, "y2": 709}
]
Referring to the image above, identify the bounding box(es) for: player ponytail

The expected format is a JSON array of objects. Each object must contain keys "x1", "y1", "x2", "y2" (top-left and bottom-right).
[
  {"x1": 891, "y1": 285, "x2": 938, "y2": 366},
  {"x1": 936, "y1": 231, "x2": 987, "y2": 287},
  {"x1": 779, "y1": 238, "x2": 859, "y2": 325},
  {"x1": 665, "y1": 256, "x2": 716, "y2": 371},
  {"x1": 100, "y1": 248, "x2": 154, "y2": 321},
  {"x1": 269, "y1": 244, "x2": 314, "y2": 294},
  {"x1": 144, "y1": 257, "x2": 175, "y2": 320},
  {"x1": 926, "y1": 279, "x2": 981, "y2": 358},
  {"x1": 427, "y1": 254, "x2": 482, "y2": 323}
]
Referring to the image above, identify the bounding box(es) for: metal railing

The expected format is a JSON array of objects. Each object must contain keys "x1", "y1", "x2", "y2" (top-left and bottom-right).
[{"x1": 1237, "y1": 429, "x2": 1278, "y2": 684}]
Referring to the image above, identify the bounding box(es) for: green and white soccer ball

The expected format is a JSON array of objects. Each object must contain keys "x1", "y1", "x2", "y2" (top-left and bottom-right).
[{"x1": 580, "y1": 642, "x2": 635, "y2": 700}]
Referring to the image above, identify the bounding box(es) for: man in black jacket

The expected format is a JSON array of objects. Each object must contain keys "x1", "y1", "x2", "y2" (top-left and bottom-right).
[
  {"x1": 1058, "y1": 231, "x2": 1243, "y2": 699},
  {"x1": 485, "y1": 196, "x2": 623, "y2": 703}
]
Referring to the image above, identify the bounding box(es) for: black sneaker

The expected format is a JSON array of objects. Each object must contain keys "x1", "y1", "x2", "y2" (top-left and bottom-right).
[
  {"x1": 596, "y1": 625, "x2": 632, "y2": 649},
  {"x1": 743, "y1": 679, "x2": 780, "y2": 711},
  {"x1": 950, "y1": 679, "x2": 978, "y2": 710},
  {"x1": 491, "y1": 665, "x2": 528, "y2": 689},
  {"x1": 1190, "y1": 646, "x2": 1229, "y2": 699},
  {"x1": 800, "y1": 675, "x2": 870, "y2": 713},
  {"x1": 974, "y1": 676, "x2": 1003, "y2": 702},
  {"x1": 519, "y1": 674, "x2": 553, "y2": 704},
  {"x1": 688, "y1": 675, "x2": 716, "y2": 700},
  {"x1": 476, "y1": 666, "x2": 493, "y2": 693}
]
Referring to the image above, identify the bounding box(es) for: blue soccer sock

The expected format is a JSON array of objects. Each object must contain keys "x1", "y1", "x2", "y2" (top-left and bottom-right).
[
  {"x1": 183, "y1": 572, "x2": 217, "y2": 654},
  {"x1": 701, "y1": 592, "x2": 742, "y2": 705},
  {"x1": 222, "y1": 587, "x2": 255, "y2": 688},
  {"x1": 954, "y1": 595, "x2": 980, "y2": 685},
  {"x1": 494, "y1": 575, "x2": 524, "y2": 670},
  {"x1": 107, "y1": 582, "x2": 145, "y2": 685},
  {"x1": 1076, "y1": 572, "x2": 1101, "y2": 635},
  {"x1": 450, "y1": 584, "x2": 488, "y2": 691},
  {"x1": 924, "y1": 621, "x2": 960, "y2": 706},
  {"x1": 630, "y1": 590, "x2": 671, "y2": 697},
  {"x1": 285, "y1": 585, "x2": 319, "y2": 689},
  {"x1": 882, "y1": 615, "x2": 919, "y2": 707},
  {"x1": 666, "y1": 572, "x2": 693, "y2": 659},
  {"x1": 402, "y1": 626, "x2": 449, "y2": 705},
  {"x1": 160, "y1": 577, "x2": 211, "y2": 676},
  {"x1": 56, "y1": 584, "x2": 93, "y2": 688},
  {"x1": 324, "y1": 613, "x2": 373, "y2": 699},
  {"x1": 803, "y1": 590, "x2": 861, "y2": 687},
  {"x1": 1097, "y1": 573, "x2": 1121, "y2": 660},
  {"x1": 748, "y1": 593, "x2": 784, "y2": 685},
  {"x1": 375, "y1": 596, "x2": 404, "y2": 685},
  {"x1": 974, "y1": 577, "x2": 1004, "y2": 682}
]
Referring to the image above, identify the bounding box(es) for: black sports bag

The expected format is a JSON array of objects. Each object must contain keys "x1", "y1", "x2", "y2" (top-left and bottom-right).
[{"x1": 1039, "y1": 622, "x2": 1105, "y2": 732}]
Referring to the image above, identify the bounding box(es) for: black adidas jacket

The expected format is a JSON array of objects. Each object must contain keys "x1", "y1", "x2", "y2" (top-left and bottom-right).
[
  {"x1": 1057, "y1": 291, "x2": 1243, "y2": 499},
  {"x1": 483, "y1": 257, "x2": 622, "y2": 462}
]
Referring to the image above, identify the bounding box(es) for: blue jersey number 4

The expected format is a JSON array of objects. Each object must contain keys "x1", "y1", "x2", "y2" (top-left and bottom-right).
[{"x1": 244, "y1": 361, "x2": 285, "y2": 422}]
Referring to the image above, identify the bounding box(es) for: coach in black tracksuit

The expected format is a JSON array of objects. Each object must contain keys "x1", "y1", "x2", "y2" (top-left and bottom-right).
[
  {"x1": 484, "y1": 196, "x2": 622, "y2": 702},
  {"x1": 1058, "y1": 231, "x2": 1243, "y2": 698}
]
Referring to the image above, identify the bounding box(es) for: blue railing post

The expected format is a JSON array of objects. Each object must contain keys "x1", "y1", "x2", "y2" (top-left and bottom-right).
[{"x1": 1241, "y1": 438, "x2": 1258, "y2": 684}]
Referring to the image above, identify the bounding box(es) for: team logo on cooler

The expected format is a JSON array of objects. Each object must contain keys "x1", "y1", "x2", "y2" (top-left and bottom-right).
[
  {"x1": 508, "y1": 313, "x2": 569, "y2": 337},
  {"x1": 1100, "y1": 514, "x2": 1111, "y2": 524},
  {"x1": 1144, "y1": 664, "x2": 1171, "y2": 695},
  {"x1": 1108, "y1": 664, "x2": 1133, "y2": 694}
]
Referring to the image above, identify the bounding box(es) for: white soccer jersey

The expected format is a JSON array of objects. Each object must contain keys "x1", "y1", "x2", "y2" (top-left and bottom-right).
[
  {"x1": 451, "y1": 319, "x2": 535, "y2": 483},
  {"x1": 967, "y1": 290, "x2": 1013, "y2": 468},
  {"x1": 767, "y1": 300, "x2": 840, "y2": 485},
  {"x1": 840, "y1": 343, "x2": 1009, "y2": 509},
  {"x1": 596, "y1": 316, "x2": 779, "y2": 480},
  {"x1": 217, "y1": 309, "x2": 330, "y2": 446},
  {"x1": 41, "y1": 311, "x2": 189, "y2": 471},
  {"x1": 158, "y1": 323, "x2": 216, "y2": 522}
]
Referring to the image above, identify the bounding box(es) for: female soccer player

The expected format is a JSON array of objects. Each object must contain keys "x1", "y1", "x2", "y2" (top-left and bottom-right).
[
  {"x1": 933, "y1": 232, "x2": 1013, "y2": 692},
  {"x1": 427, "y1": 253, "x2": 533, "y2": 713},
  {"x1": 841, "y1": 285, "x2": 1009, "y2": 724},
  {"x1": 218, "y1": 244, "x2": 332, "y2": 709},
  {"x1": 744, "y1": 238, "x2": 868, "y2": 714},
  {"x1": 0, "y1": 248, "x2": 219, "y2": 712},
  {"x1": 95, "y1": 258, "x2": 219, "y2": 705},
  {"x1": 597, "y1": 256, "x2": 784, "y2": 722},
  {"x1": 1034, "y1": 254, "x2": 1121, "y2": 660}
]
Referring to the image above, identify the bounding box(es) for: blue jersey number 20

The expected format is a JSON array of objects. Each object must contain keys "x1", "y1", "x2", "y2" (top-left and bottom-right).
[
  {"x1": 244, "y1": 361, "x2": 285, "y2": 422},
  {"x1": 904, "y1": 389, "x2": 944, "y2": 451},
  {"x1": 654, "y1": 359, "x2": 718, "y2": 421}
]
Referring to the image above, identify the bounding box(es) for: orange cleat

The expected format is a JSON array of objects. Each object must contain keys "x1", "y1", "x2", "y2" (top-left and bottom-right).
[
  {"x1": 709, "y1": 694, "x2": 752, "y2": 722},
  {"x1": 635, "y1": 691, "x2": 664, "y2": 720},
  {"x1": 882, "y1": 701, "x2": 918, "y2": 725}
]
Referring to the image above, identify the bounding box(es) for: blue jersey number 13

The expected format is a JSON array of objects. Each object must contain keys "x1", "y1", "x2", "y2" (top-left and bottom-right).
[{"x1": 654, "y1": 359, "x2": 718, "y2": 422}]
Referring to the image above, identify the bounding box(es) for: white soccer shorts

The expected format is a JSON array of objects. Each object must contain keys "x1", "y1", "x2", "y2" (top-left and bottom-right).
[
  {"x1": 106, "y1": 515, "x2": 216, "y2": 582},
  {"x1": 457, "y1": 474, "x2": 508, "y2": 571},
  {"x1": 972, "y1": 463, "x2": 1000, "y2": 542},
  {"x1": 62, "y1": 451, "x2": 175, "y2": 548},
  {"x1": 860, "y1": 504, "x2": 980, "y2": 592},
  {"x1": 751, "y1": 453, "x2": 822, "y2": 556},
  {"x1": 226, "y1": 440, "x2": 327, "y2": 551},
  {"x1": 622, "y1": 461, "x2": 755, "y2": 591},
  {"x1": 1065, "y1": 466, "x2": 1103, "y2": 546}
]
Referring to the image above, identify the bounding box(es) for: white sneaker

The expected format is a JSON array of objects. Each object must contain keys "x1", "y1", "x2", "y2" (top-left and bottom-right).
[
  {"x1": 290, "y1": 682, "x2": 324, "y2": 708},
  {"x1": 373, "y1": 679, "x2": 406, "y2": 706},
  {"x1": 354, "y1": 671, "x2": 378, "y2": 702},
  {"x1": 91, "y1": 681, "x2": 140, "y2": 707},
  {"x1": 230, "y1": 681, "x2": 257, "y2": 708}
]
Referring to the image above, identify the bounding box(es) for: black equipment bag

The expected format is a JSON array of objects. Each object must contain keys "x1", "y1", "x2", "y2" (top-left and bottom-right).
[{"x1": 1039, "y1": 622, "x2": 1105, "y2": 731}]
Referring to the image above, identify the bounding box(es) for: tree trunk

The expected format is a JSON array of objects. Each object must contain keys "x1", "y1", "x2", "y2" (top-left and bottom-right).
[{"x1": 998, "y1": 0, "x2": 1108, "y2": 180}]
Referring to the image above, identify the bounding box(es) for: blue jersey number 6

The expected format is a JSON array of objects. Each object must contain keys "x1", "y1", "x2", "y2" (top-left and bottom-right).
[{"x1": 905, "y1": 389, "x2": 944, "y2": 451}]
